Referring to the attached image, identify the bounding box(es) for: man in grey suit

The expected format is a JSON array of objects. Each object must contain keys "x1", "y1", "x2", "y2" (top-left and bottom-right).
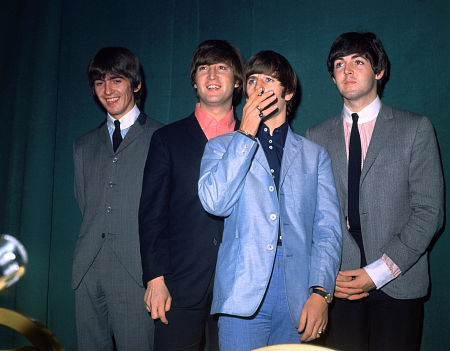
[
  {"x1": 72, "y1": 47, "x2": 162, "y2": 350},
  {"x1": 306, "y1": 32, "x2": 444, "y2": 351}
]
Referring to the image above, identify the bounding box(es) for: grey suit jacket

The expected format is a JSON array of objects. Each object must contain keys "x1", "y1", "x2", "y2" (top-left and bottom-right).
[
  {"x1": 72, "y1": 113, "x2": 163, "y2": 289},
  {"x1": 306, "y1": 103, "x2": 444, "y2": 299}
]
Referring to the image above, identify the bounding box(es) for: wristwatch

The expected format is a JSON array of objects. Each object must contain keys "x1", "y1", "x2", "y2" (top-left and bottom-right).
[{"x1": 312, "y1": 288, "x2": 333, "y2": 304}]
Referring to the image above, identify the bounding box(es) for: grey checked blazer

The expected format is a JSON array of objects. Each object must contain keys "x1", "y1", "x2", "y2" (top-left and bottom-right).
[{"x1": 306, "y1": 103, "x2": 444, "y2": 299}]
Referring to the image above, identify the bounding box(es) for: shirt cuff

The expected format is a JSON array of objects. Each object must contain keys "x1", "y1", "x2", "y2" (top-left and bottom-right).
[{"x1": 364, "y1": 256, "x2": 397, "y2": 289}]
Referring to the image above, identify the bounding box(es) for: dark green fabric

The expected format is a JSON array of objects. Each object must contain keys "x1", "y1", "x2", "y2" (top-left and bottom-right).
[{"x1": 1, "y1": 1, "x2": 448, "y2": 350}]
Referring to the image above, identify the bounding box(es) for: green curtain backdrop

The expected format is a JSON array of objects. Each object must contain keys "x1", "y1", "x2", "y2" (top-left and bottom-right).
[{"x1": 1, "y1": 0, "x2": 448, "y2": 349}]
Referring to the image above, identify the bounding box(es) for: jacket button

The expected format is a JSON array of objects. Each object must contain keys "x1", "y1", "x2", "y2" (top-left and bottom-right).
[
  {"x1": 270, "y1": 214, "x2": 277, "y2": 221},
  {"x1": 101, "y1": 233, "x2": 105, "y2": 238},
  {"x1": 269, "y1": 186, "x2": 274, "y2": 192},
  {"x1": 267, "y1": 244, "x2": 274, "y2": 250},
  {"x1": 106, "y1": 206, "x2": 112, "y2": 214},
  {"x1": 112, "y1": 157, "x2": 118, "y2": 163}
]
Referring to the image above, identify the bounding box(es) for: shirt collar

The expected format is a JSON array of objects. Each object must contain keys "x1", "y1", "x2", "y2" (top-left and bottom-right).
[
  {"x1": 107, "y1": 104, "x2": 140, "y2": 130},
  {"x1": 195, "y1": 103, "x2": 235, "y2": 130},
  {"x1": 257, "y1": 121, "x2": 289, "y2": 148},
  {"x1": 342, "y1": 96, "x2": 381, "y2": 124}
]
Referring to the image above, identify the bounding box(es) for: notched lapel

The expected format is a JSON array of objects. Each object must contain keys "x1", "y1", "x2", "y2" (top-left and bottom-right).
[
  {"x1": 185, "y1": 114, "x2": 209, "y2": 154},
  {"x1": 328, "y1": 116, "x2": 348, "y2": 193},
  {"x1": 96, "y1": 121, "x2": 113, "y2": 154},
  {"x1": 360, "y1": 105, "x2": 394, "y2": 184},
  {"x1": 115, "y1": 114, "x2": 146, "y2": 153},
  {"x1": 279, "y1": 129, "x2": 302, "y2": 188},
  {"x1": 254, "y1": 140, "x2": 271, "y2": 175}
]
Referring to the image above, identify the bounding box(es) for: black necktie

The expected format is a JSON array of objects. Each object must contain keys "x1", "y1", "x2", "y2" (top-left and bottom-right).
[
  {"x1": 113, "y1": 120, "x2": 122, "y2": 152},
  {"x1": 348, "y1": 113, "x2": 361, "y2": 231}
]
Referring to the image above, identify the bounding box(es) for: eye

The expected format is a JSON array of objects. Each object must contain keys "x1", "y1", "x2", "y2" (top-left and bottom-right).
[
  {"x1": 355, "y1": 60, "x2": 364, "y2": 65},
  {"x1": 265, "y1": 77, "x2": 274, "y2": 83},
  {"x1": 198, "y1": 66, "x2": 207, "y2": 71},
  {"x1": 247, "y1": 79, "x2": 256, "y2": 85},
  {"x1": 94, "y1": 81, "x2": 104, "y2": 87},
  {"x1": 113, "y1": 79, "x2": 123, "y2": 84},
  {"x1": 334, "y1": 62, "x2": 343, "y2": 69}
]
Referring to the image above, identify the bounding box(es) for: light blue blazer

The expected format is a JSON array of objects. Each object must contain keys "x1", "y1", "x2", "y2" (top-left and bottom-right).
[{"x1": 198, "y1": 128, "x2": 342, "y2": 327}]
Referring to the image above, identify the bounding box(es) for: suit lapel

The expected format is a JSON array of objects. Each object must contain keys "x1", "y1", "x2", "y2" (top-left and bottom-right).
[
  {"x1": 279, "y1": 128, "x2": 301, "y2": 188},
  {"x1": 114, "y1": 113, "x2": 147, "y2": 153},
  {"x1": 328, "y1": 115, "x2": 348, "y2": 193},
  {"x1": 360, "y1": 104, "x2": 394, "y2": 184},
  {"x1": 96, "y1": 121, "x2": 113, "y2": 154},
  {"x1": 252, "y1": 139, "x2": 270, "y2": 176},
  {"x1": 96, "y1": 113, "x2": 149, "y2": 155},
  {"x1": 184, "y1": 114, "x2": 209, "y2": 155}
]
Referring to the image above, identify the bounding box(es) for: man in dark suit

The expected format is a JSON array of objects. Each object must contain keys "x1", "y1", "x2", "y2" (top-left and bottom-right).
[
  {"x1": 72, "y1": 47, "x2": 163, "y2": 351},
  {"x1": 138, "y1": 40, "x2": 243, "y2": 351},
  {"x1": 306, "y1": 32, "x2": 444, "y2": 351}
]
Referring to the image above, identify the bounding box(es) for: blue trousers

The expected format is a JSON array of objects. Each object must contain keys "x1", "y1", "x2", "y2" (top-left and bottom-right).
[{"x1": 218, "y1": 246, "x2": 301, "y2": 351}]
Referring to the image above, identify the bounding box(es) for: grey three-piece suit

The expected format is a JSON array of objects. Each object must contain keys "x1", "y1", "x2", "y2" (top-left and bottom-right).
[{"x1": 72, "y1": 112, "x2": 162, "y2": 350}]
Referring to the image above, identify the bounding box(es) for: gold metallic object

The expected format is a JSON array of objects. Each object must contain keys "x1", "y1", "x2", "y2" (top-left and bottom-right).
[{"x1": 0, "y1": 307, "x2": 66, "y2": 351}]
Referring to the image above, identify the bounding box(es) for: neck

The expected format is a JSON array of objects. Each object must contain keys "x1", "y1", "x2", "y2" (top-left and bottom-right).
[
  {"x1": 264, "y1": 112, "x2": 287, "y2": 135},
  {"x1": 199, "y1": 102, "x2": 233, "y2": 121},
  {"x1": 344, "y1": 93, "x2": 377, "y2": 113}
]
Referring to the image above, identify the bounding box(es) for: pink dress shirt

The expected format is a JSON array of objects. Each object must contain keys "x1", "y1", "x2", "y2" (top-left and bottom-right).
[{"x1": 195, "y1": 103, "x2": 235, "y2": 140}]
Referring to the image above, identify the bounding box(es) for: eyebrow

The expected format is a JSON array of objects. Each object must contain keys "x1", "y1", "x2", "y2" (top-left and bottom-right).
[
  {"x1": 335, "y1": 54, "x2": 366, "y2": 61},
  {"x1": 96, "y1": 74, "x2": 124, "y2": 81},
  {"x1": 248, "y1": 73, "x2": 276, "y2": 79},
  {"x1": 107, "y1": 75, "x2": 124, "y2": 80}
]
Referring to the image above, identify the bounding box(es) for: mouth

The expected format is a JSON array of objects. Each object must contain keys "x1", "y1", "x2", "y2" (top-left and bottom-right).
[
  {"x1": 207, "y1": 84, "x2": 221, "y2": 90},
  {"x1": 106, "y1": 97, "x2": 119, "y2": 105}
]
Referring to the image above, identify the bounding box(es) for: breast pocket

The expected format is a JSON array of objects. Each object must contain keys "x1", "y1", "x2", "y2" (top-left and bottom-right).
[{"x1": 284, "y1": 172, "x2": 318, "y2": 213}]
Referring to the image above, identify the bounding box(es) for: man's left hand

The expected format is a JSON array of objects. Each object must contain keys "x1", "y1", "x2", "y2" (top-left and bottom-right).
[
  {"x1": 298, "y1": 293, "x2": 328, "y2": 342},
  {"x1": 334, "y1": 268, "x2": 375, "y2": 300}
]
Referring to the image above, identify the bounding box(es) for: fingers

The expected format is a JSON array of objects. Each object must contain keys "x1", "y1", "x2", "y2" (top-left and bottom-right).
[
  {"x1": 336, "y1": 271, "x2": 353, "y2": 282},
  {"x1": 297, "y1": 309, "x2": 307, "y2": 334},
  {"x1": 150, "y1": 296, "x2": 171, "y2": 324},
  {"x1": 240, "y1": 88, "x2": 277, "y2": 136},
  {"x1": 300, "y1": 319, "x2": 327, "y2": 342},
  {"x1": 298, "y1": 295, "x2": 328, "y2": 342},
  {"x1": 145, "y1": 276, "x2": 172, "y2": 323},
  {"x1": 347, "y1": 292, "x2": 369, "y2": 300}
]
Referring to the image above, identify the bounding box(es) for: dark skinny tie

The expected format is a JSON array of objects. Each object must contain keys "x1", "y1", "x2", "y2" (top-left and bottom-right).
[
  {"x1": 112, "y1": 120, "x2": 122, "y2": 152},
  {"x1": 348, "y1": 113, "x2": 361, "y2": 231}
]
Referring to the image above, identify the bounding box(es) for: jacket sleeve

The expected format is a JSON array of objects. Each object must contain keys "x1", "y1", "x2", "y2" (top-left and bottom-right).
[
  {"x1": 73, "y1": 141, "x2": 85, "y2": 214},
  {"x1": 308, "y1": 147, "x2": 343, "y2": 293},
  {"x1": 382, "y1": 116, "x2": 444, "y2": 272},
  {"x1": 198, "y1": 132, "x2": 258, "y2": 217},
  {"x1": 138, "y1": 131, "x2": 171, "y2": 286}
]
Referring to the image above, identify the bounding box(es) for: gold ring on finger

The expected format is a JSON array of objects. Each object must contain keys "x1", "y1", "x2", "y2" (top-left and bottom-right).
[{"x1": 256, "y1": 105, "x2": 261, "y2": 110}]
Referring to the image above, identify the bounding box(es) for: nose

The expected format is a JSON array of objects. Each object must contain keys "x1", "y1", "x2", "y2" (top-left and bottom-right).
[
  {"x1": 255, "y1": 77, "x2": 264, "y2": 91},
  {"x1": 208, "y1": 66, "x2": 217, "y2": 80},
  {"x1": 104, "y1": 81, "x2": 113, "y2": 95},
  {"x1": 344, "y1": 63, "x2": 353, "y2": 75}
]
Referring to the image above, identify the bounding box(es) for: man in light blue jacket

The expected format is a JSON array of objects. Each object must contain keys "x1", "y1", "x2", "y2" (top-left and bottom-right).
[{"x1": 198, "y1": 51, "x2": 342, "y2": 350}]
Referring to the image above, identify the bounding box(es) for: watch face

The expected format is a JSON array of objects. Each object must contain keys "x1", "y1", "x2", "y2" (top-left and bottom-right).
[{"x1": 325, "y1": 294, "x2": 333, "y2": 303}]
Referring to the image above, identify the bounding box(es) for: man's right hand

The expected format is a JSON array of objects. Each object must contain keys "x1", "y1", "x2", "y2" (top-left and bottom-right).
[
  {"x1": 144, "y1": 276, "x2": 172, "y2": 324},
  {"x1": 240, "y1": 88, "x2": 277, "y2": 137}
]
